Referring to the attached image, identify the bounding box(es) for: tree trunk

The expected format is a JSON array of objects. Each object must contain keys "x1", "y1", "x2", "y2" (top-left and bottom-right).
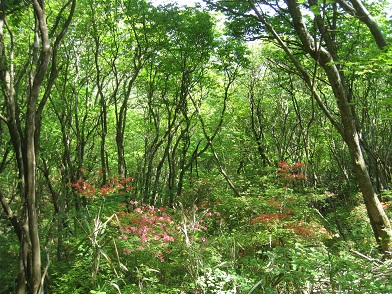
[
  {"x1": 0, "y1": 0, "x2": 74, "y2": 292},
  {"x1": 284, "y1": 0, "x2": 392, "y2": 254},
  {"x1": 25, "y1": 98, "x2": 42, "y2": 294},
  {"x1": 239, "y1": 0, "x2": 392, "y2": 255}
]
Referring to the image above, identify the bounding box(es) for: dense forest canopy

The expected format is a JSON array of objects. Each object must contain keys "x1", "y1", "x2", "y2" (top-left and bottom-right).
[{"x1": 0, "y1": 0, "x2": 391, "y2": 293}]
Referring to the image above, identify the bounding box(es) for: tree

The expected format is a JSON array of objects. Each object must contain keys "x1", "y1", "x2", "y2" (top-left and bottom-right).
[
  {"x1": 0, "y1": 0, "x2": 75, "y2": 292},
  {"x1": 204, "y1": 0, "x2": 392, "y2": 255},
  {"x1": 133, "y1": 4, "x2": 217, "y2": 205}
]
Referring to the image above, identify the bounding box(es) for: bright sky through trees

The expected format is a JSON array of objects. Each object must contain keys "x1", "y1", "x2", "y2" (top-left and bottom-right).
[{"x1": 150, "y1": 0, "x2": 203, "y2": 7}]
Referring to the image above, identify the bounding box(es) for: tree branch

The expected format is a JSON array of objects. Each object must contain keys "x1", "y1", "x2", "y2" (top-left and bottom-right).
[
  {"x1": 0, "y1": 188, "x2": 22, "y2": 241},
  {"x1": 247, "y1": 0, "x2": 344, "y2": 136},
  {"x1": 339, "y1": 0, "x2": 388, "y2": 49}
]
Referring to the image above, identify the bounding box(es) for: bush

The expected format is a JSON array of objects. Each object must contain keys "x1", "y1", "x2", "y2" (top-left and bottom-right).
[{"x1": 51, "y1": 174, "x2": 390, "y2": 293}]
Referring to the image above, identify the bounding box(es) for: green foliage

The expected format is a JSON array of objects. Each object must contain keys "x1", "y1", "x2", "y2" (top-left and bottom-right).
[
  {"x1": 0, "y1": 233, "x2": 19, "y2": 293},
  {"x1": 52, "y1": 170, "x2": 392, "y2": 293},
  {"x1": 247, "y1": 242, "x2": 392, "y2": 293},
  {"x1": 1, "y1": 0, "x2": 392, "y2": 293},
  {"x1": 51, "y1": 258, "x2": 93, "y2": 294}
]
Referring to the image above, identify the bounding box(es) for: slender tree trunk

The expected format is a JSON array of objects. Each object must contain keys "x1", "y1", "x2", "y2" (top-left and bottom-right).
[
  {"x1": 248, "y1": 81, "x2": 271, "y2": 166},
  {"x1": 91, "y1": 4, "x2": 108, "y2": 186},
  {"x1": 116, "y1": 127, "x2": 126, "y2": 177},
  {"x1": 25, "y1": 98, "x2": 42, "y2": 294},
  {"x1": 116, "y1": 68, "x2": 144, "y2": 178},
  {"x1": 0, "y1": 0, "x2": 75, "y2": 291},
  {"x1": 0, "y1": 1, "x2": 49, "y2": 291}
]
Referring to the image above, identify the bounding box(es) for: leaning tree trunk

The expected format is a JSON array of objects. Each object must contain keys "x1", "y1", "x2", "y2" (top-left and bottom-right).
[
  {"x1": 284, "y1": 0, "x2": 392, "y2": 254},
  {"x1": 245, "y1": 0, "x2": 392, "y2": 255}
]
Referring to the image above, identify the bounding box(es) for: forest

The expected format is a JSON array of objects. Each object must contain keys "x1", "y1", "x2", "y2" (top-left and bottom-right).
[{"x1": 0, "y1": 0, "x2": 392, "y2": 293}]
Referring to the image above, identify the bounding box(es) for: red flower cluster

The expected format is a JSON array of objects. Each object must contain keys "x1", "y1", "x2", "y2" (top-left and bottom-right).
[
  {"x1": 69, "y1": 174, "x2": 133, "y2": 198},
  {"x1": 277, "y1": 161, "x2": 307, "y2": 182},
  {"x1": 250, "y1": 209, "x2": 292, "y2": 225},
  {"x1": 69, "y1": 179, "x2": 96, "y2": 197},
  {"x1": 284, "y1": 221, "x2": 332, "y2": 240},
  {"x1": 101, "y1": 176, "x2": 133, "y2": 195}
]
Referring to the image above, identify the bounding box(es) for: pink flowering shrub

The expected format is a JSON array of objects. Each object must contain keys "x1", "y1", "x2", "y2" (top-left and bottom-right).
[
  {"x1": 116, "y1": 203, "x2": 176, "y2": 261},
  {"x1": 67, "y1": 168, "x2": 335, "y2": 293},
  {"x1": 115, "y1": 200, "x2": 225, "y2": 264}
]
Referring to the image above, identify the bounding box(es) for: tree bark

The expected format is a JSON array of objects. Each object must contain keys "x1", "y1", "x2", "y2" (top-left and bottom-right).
[
  {"x1": 339, "y1": 0, "x2": 388, "y2": 49},
  {"x1": 0, "y1": 0, "x2": 75, "y2": 292},
  {"x1": 231, "y1": 0, "x2": 392, "y2": 255},
  {"x1": 284, "y1": 0, "x2": 392, "y2": 255}
]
